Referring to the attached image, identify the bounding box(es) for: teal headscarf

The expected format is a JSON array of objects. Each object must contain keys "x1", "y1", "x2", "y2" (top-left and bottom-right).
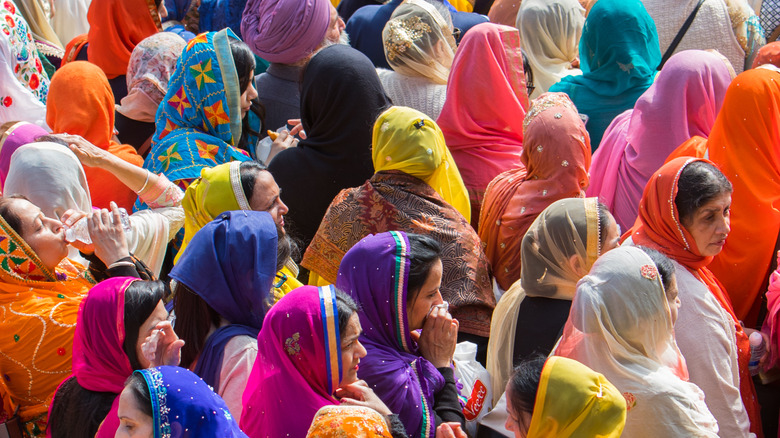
[{"x1": 549, "y1": 0, "x2": 660, "y2": 151}]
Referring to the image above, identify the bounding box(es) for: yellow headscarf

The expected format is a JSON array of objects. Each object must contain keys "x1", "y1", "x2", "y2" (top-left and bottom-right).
[
  {"x1": 372, "y1": 106, "x2": 471, "y2": 222},
  {"x1": 527, "y1": 356, "x2": 626, "y2": 438}
]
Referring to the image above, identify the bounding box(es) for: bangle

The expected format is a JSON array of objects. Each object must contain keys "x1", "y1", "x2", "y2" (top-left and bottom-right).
[
  {"x1": 108, "y1": 260, "x2": 135, "y2": 270},
  {"x1": 137, "y1": 170, "x2": 152, "y2": 194}
]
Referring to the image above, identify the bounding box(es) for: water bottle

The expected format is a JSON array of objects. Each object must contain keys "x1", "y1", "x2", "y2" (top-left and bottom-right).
[
  {"x1": 65, "y1": 208, "x2": 132, "y2": 244},
  {"x1": 748, "y1": 331, "x2": 766, "y2": 376}
]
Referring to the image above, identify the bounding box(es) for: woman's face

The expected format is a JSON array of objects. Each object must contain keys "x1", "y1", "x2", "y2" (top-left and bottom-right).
[
  {"x1": 249, "y1": 170, "x2": 289, "y2": 230},
  {"x1": 665, "y1": 274, "x2": 680, "y2": 325},
  {"x1": 406, "y1": 259, "x2": 444, "y2": 332},
  {"x1": 339, "y1": 313, "x2": 367, "y2": 387},
  {"x1": 9, "y1": 198, "x2": 68, "y2": 272},
  {"x1": 682, "y1": 192, "x2": 731, "y2": 257},
  {"x1": 602, "y1": 213, "x2": 621, "y2": 253},
  {"x1": 240, "y1": 81, "x2": 258, "y2": 118},
  {"x1": 116, "y1": 386, "x2": 154, "y2": 438},
  {"x1": 135, "y1": 300, "x2": 168, "y2": 369},
  {"x1": 504, "y1": 385, "x2": 532, "y2": 438}
]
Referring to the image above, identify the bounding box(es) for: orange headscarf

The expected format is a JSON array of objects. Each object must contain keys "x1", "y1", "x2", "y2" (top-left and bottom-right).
[
  {"x1": 479, "y1": 93, "x2": 591, "y2": 290},
  {"x1": 628, "y1": 157, "x2": 761, "y2": 435},
  {"x1": 46, "y1": 61, "x2": 144, "y2": 210}
]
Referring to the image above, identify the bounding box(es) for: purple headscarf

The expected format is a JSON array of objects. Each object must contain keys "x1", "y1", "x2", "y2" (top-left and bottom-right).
[
  {"x1": 0, "y1": 121, "x2": 47, "y2": 189},
  {"x1": 336, "y1": 231, "x2": 444, "y2": 438},
  {"x1": 240, "y1": 0, "x2": 331, "y2": 64}
]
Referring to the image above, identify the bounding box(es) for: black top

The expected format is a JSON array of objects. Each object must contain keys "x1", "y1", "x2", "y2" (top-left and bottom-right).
[
  {"x1": 512, "y1": 296, "x2": 572, "y2": 363},
  {"x1": 115, "y1": 111, "x2": 156, "y2": 156}
]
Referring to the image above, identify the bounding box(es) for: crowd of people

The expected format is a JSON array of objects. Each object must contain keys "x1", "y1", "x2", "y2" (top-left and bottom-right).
[{"x1": 0, "y1": 0, "x2": 780, "y2": 436}]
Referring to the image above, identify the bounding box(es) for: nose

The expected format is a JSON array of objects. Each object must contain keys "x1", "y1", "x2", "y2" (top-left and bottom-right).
[
  {"x1": 433, "y1": 290, "x2": 444, "y2": 306},
  {"x1": 247, "y1": 82, "x2": 258, "y2": 101},
  {"x1": 356, "y1": 340, "x2": 367, "y2": 359},
  {"x1": 720, "y1": 215, "x2": 731, "y2": 235},
  {"x1": 279, "y1": 199, "x2": 289, "y2": 216}
]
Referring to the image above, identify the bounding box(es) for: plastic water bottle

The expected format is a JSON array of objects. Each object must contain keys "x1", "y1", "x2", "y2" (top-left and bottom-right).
[
  {"x1": 748, "y1": 331, "x2": 766, "y2": 376},
  {"x1": 65, "y1": 208, "x2": 132, "y2": 244}
]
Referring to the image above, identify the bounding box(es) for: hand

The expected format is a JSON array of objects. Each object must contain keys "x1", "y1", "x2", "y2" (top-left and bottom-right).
[
  {"x1": 56, "y1": 134, "x2": 116, "y2": 168},
  {"x1": 141, "y1": 321, "x2": 184, "y2": 367},
  {"x1": 436, "y1": 423, "x2": 467, "y2": 438},
  {"x1": 60, "y1": 209, "x2": 93, "y2": 253},
  {"x1": 89, "y1": 201, "x2": 130, "y2": 266},
  {"x1": 267, "y1": 130, "x2": 299, "y2": 163},
  {"x1": 287, "y1": 118, "x2": 307, "y2": 139},
  {"x1": 335, "y1": 380, "x2": 392, "y2": 417},
  {"x1": 417, "y1": 306, "x2": 458, "y2": 368},
  {"x1": 744, "y1": 327, "x2": 771, "y2": 370}
]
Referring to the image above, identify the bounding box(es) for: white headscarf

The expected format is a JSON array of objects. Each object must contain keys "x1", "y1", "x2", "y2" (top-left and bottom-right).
[{"x1": 515, "y1": 0, "x2": 584, "y2": 98}]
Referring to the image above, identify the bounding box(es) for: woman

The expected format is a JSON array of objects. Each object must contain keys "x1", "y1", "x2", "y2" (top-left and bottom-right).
[
  {"x1": 554, "y1": 245, "x2": 720, "y2": 437},
  {"x1": 503, "y1": 356, "x2": 626, "y2": 438},
  {"x1": 0, "y1": 1, "x2": 51, "y2": 128},
  {"x1": 752, "y1": 41, "x2": 780, "y2": 68},
  {"x1": 549, "y1": 0, "x2": 661, "y2": 150},
  {"x1": 268, "y1": 44, "x2": 391, "y2": 251},
  {"x1": 336, "y1": 231, "x2": 466, "y2": 437},
  {"x1": 303, "y1": 106, "x2": 493, "y2": 345},
  {"x1": 437, "y1": 22, "x2": 528, "y2": 229},
  {"x1": 46, "y1": 61, "x2": 144, "y2": 210},
  {"x1": 0, "y1": 196, "x2": 141, "y2": 436},
  {"x1": 62, "y1": 0, "x2": 164, "y2": 102},
  {"x1": 515, "y1": 0, "x2": 585, "y2": 99},
  {"x1": 486, "y1": 198, "x2": 620, "y2": 403},
  {"x1": 0, "y1": 121, "x2": 48, "y2": 189},
  {"x1": 142, "y1": 29, "x2": 261, "y2": 194},
  {"x1": 170, "y1": 210, "x2": 279, "y2": 420},
  {"x1": 116, "y1": 366, "x2": 247, "y2": 438},
  {"x1": 626, "y1": 157, "x2": 760, "y2": 437},
  {"x1": 377, "y1": 0, "x2": 456, "y2": 120},
  {"x1": 479, "y1": 92, "x2": 591, "y2": 291},
  {"x1": 47, "y1": 278, "x2": 182, "y2": 438},
  {"x1": 588, "y1": 50, "x2": 732, "y2": 231},
  {"x1": 115, "y1": 32, "x2": 187, "y2": 156},
  {"x1": 241, "y1": 286, "x2": 397, "y2": 437}
]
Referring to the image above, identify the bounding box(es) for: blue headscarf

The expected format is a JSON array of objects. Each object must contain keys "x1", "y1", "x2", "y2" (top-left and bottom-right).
[
  {"x1": 142, "y1": 29, "x2": 251, "y2": 187},
  {"x1": 549, "y1": 0, "x2": 660, "y2": 150},
  {"x1": 136, "y1": 366, "x2": 248, "y2": 438},
  {"x1": 199, "y1": 0, "x2": 247, "y2": 39}
]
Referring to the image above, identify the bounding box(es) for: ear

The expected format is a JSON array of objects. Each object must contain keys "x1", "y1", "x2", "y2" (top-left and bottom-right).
[{"x1": 567, "y1": 254, "x2": 586, "y2": 277}]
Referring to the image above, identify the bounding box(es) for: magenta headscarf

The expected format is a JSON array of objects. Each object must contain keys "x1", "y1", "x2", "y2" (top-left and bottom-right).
[
  {"x1": 240, "y1": 286, "x2": 342, "y2": 438},
  {"x1": 0, "y1": 121, "x2": 47, "y2": 189},
  {"x1": 240, "y1": 0, "x2": 330, "y2": 65},
  {"x1": 587, "y1": 50, "x2": 731, "y2": 231},
  {"x1": 72, "y1": 277, "x2": 137, "y2": 438}
]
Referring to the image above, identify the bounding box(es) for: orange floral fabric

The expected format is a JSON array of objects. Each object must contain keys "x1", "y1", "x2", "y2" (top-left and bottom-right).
[{"x1": 306, "y1": 406, "x2": 392, "y2": 437}]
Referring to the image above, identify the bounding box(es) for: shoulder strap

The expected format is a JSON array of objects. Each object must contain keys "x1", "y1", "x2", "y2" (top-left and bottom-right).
[{"x1": 657, "y1": 0, "x2": 706, "y2": 70}]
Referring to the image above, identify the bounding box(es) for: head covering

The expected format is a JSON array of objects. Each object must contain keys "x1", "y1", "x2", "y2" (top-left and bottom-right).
[
  {"x1": 117, "y1": 32, "x2": 187, "y2": 124},
  {"x1": 372, "y1": 106, "x2": 470, "y2": 220},
  {"x1": 199, "y1": 0, "x2": 248, "y2": 37},
  {"x1": 336, "y1": 231, "x2": 445, "y2": 438},
  {"x1": 555, "y1": 246, "x2": 720, "y2": 437},
  {"x1": 267, "y1": 44, "x2": 391, "y2": 249},
  {"x1": 84, "y1": 0, "x2": 162, "y2": 79},
  {"x1": 382, "y1": 0, "x2": 456, "y2": 85},
  {"x1": 0, "y1": 121, "x2": 48, "y2": 188},
  {"x1": 437, "y1": 22, "x2": 528, "y2": 226},
  {"x1": 13, "y1": 0, "x2": 63, "y2": 50},
  {"x1": 526, "y1": 356, "x2": 626, "y2": 438},
  {"x1": 0, "y1": 1, "x2": 50, "y2": 128},
  {"x1": 240, "y1": 0, "x2": 330, "y2": 64},
  {"x1": 479, "y1": 92, "x2": 591, "y2": 291},
  {"x1": 46, "y1": 61, "x2": 144, "y2": 210},
  {"x1": 164, "y1": 0, "x2": 193, "y2": 22},
  {"x1": 136, "y1": 366, "x2": 248, "y2": 438},
  {"x1": 516, "y1": 0, "x2": 585, "y2": 99},
  {"x1": 627, "y1": 157, "x2": 760, "y2": 430},
  {"x1": 307, "y1": 406, "x2": 393, "y2": 438},
  {"x1": 240, "y1": 285, "x2": 343, "y2": 437},
  {"x1": 71, "y1": 277, "x2": 138, "y2": 438},
  {"x1": 143, "y1": 30, "x2": 251, "y2": 186},
  {"x1": 4, "y1": 142, "x2": 92, "y2": 219},
  {"x1": 587, "y1": 50, "x2": 732, "y2": 231},
  {"x1": 702, "y1": 67, "x2": 780, "y2": 325},
  {"x1": 753, "y1": 42, "x2": 780, "y2": 68},
  {"x1": 486, "y1": 197, "x2": 603, "y2": 400},
  {"x1": 548, "y1": 0, "x2": 660, "y2": 150},
  {"x1": 51, "y1": 0, "x2": 90, "y2": 46}
]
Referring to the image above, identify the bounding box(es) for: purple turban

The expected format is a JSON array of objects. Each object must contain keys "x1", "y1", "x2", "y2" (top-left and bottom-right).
[{"x1": 241, "y1": 0, "x2": 331, "y2": 64}]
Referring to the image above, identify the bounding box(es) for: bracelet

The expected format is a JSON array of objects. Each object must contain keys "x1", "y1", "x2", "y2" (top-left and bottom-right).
[
  {"x1": 108, "y1": 260, "x2": 135, "y2": 270},
  {"x1": 136, "y1": 170, "x2": 152, "y2": 194}
]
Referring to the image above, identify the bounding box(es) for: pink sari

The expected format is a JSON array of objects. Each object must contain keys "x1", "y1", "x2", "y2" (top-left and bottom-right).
[{"x1": 587, "y1": 50, "x2": 731, "y2": 231}]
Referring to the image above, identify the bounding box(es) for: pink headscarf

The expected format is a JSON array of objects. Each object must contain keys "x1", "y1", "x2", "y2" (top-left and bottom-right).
[
  {"x1": 436, "y1": 22, "x2": 528, "y2": 228},
  {"x1": 587, "y1": 50, "x2": 731, "y2": 231},
  {"x1": 0, "y1": 121, "x2": 48, "y2": 189},
  {"x1": 240, "y1": 0, "x2": 330, "y2": 64},
  {"x1": 752, "y1": 42, "x2": 780, "y2": 69}
]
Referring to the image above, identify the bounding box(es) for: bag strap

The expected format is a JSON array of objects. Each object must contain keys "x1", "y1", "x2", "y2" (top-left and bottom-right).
[{"x1": 657, "y1": 0, "x2": 706, "y2": 70}]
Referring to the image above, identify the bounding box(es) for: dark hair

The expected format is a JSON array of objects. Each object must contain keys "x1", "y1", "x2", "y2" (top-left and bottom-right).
[
  {"x1": 598, "y1": 202, "x2": 612, "y2": 239},
  {"x1": 406, "y1": 233, "x2": 442, "y2": 299},
  {"x1": 239, "y1": 160, "x2": 268, "y2": 201},
  {"x1": 335, "y1": 289, "x2": 359, "y2": 341},
  {"x1": 48, "y1": 376, "x2": 116, "y2": 438},
  {"x1": 675, "y1": 161, "x2": 732, "y2": 226},
  {"x1": 123, "y1": 281, "x2": 166, "y2": 370},
  {"x1": 229, "y1": 38, "x2": 256, "y2": 94},
  {"x1": 522, "y1": 49, "x2": 534, "y2": 96},
  {"x1": 636, "y1": 246, "x2": 675, "y2": 292},
  {"x1": 34, "y1": 135, "x2": 70, "y2": 147},
  {"x1": 172, "y1": 282, "x2": 221, "y2": 369},
  {"x1": 507, "y1": 355, "x2": 546, "y2": 416},
  {"x1": 0, "y1": 195, "x2": 30, "y2": 237},
  {"x1": 125, "y1": 372, "x2": 154, "y2": 418}
]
